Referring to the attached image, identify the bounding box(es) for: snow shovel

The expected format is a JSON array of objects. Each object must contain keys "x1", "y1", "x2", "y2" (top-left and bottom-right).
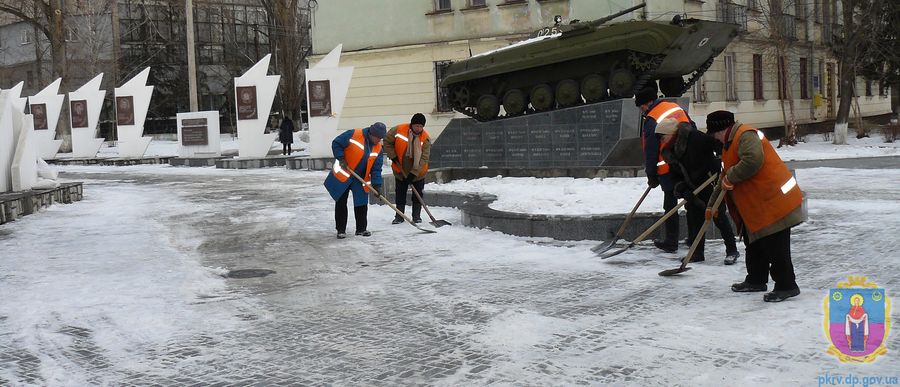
[
  {"x1": 598, "y1": 173, "x2": 718, "y2": 259},
  {"x1": 591, "y1": 186, "x2": 652, "y2": 254},
  {"x1": 658, "y1": 186, "x2": 727, "y2": 276},
  {"x1": 410, "y1": 185, "x2": 451, "y2": 228},
  {"x1": 344, "y1": 166, "x2": 436, "y2": 234}
]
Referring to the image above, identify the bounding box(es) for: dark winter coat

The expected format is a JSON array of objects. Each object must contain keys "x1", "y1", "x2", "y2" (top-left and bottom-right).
[
  {"x1": 323, "y1": 127, "x2": 384, "y2": 207},
  {"x1": 279, "y1": 118, "x2": 295, "y2": 143},
  {"x1": 660, "y1": 123, "x2": 722, "y2": 199},
  {"x1": 641, "y1": 99, "x2": 698, "y2": 192}
]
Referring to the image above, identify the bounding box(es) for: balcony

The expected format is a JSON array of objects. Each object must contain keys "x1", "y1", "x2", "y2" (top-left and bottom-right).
[{"x1": 717, "y1": 3, "x2": 748, "y2": 32}]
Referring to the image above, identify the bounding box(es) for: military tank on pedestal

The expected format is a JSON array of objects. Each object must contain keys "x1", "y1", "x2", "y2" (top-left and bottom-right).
[{"x1": 440, "y1": 3, "x2": 740, "y2": 121}]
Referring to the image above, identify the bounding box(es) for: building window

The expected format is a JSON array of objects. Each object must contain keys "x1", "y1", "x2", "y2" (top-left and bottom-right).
[
  {"x1": 26, "y1": 71, "x2": 33, "y2": 88},
  {"x1": 799, "y1": 57, "x2": 809, "y2": 99},
  {"x1": 724, "y1": 53, "x2": 738, "y2": 101},
  {"x1": 20, "y1": 30, "x2": 31, "y2": 45},
  {"x1": 795, "y1": 0, "x2": 806, "y2": 19},
  {"x1": 753, "y1": 54, "x2": 764, "y2": 100},
  {"x1": 435, "y1": 61, "x2": 453, "y2": 112},
  {"x1": 865, "y1": 80, "x2": 872, "y2": 96},
  {"x1": 65, "y1": 26, "x2": 78, "y2": 42},
  {"x1": 747, "y1": 0, "x2": 759, "y2": 11},
  {"x1": 470, "y1": 0, "x2": 486, "y2": 6},
  {"x1": 880, "y1": 82, "x2": 889, "y2": 96},
  {"x1": 718, "y1": 1, "x2": 748, "y2": 31},
  {"x1": 692, "y1": 76, "x2": 707, "y2": 103},
  {"x1": 435, "y1": 0, "x2": 452, "y2": 11}
]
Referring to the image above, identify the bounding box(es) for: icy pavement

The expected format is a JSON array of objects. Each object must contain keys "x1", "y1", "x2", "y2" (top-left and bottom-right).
[{"x1": 1, "y1": 164, "x2": 899, "y2": 386}]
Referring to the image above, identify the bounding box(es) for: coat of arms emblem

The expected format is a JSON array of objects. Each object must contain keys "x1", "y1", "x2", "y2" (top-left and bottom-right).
[{"x1": 824, "y1": 276, "x2": 891, "y2": 363}]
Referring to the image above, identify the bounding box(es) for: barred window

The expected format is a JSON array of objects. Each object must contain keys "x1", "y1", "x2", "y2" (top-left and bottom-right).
[{"x1": 434, "y1": 61, "x2": 453, "y2": 112}]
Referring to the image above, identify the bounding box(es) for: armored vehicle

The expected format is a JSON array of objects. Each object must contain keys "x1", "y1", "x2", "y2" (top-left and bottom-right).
[{"x1": 440, "y1": 4, "x2": 740, "y2": 121}]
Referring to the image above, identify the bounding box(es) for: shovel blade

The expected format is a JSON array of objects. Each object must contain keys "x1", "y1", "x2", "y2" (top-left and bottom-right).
[
  {"x1": 599, "y1": 245, "x2": 630, "y2": 259},
  {"x1": 658, "y1": 266, "x2": 692, "y2": 276},
  {"x1": 429, "y1": 220, "x2": 452, "y2": 228},
  {"x1": 591, "y1": 239, "x2": 618, "y2": 254}
]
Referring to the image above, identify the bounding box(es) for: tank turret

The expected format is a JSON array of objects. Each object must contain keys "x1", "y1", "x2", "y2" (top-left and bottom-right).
[{"x1": 440, "y1": 4, "x2": 740, "y2": 121}]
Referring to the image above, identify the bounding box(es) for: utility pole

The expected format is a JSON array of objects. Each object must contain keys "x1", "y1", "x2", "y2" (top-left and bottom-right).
[{"x1": 186, "y1": 0, "x2": 199, "y2": 111}]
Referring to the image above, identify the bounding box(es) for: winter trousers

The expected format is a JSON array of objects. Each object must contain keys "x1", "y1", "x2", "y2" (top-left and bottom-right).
[
  {"x1": 743, "y1": 227, "x2": 798, "y2": 291},
  {"x1": 395, "y1": 176, "x2": 425, "y2": 220},
  {"x1": 335, "y1": 188, "x2": 367, "y2": 233},
  {"x1": 282, "y1": 143, "x2": 292, "y2": 155},
  {"x1": 662, "y1": 188, "x2": 679, "y2": 243},
  {"x1": 685, "y1": 187, "x2": 739, "y2": 260}
]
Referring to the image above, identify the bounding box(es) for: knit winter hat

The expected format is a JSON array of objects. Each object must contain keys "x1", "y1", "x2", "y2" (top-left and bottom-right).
[
  {"x1": 410, "y1": 113, "x2": 427, "y2": 126},
  {"x1": 706, "y1": 110, "x2": 735, "y2": 134},
  {"x1": 368, "y1": 122, "x2": 387, "y2": 138},
  {"x1": 634, "y1": 83, "x2": 659, "y2": 107}
]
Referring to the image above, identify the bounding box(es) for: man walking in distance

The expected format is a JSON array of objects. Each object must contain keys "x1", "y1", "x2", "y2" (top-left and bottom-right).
[
  {"x1": 384, "y1": 113, "x2": 432, "y2": 224},
  {"x1": 324, "y1": 122, "x2": 387, "y2": 239},
  {"x1": 705, "y1": 110, "x2": 804, "y2": 302}
]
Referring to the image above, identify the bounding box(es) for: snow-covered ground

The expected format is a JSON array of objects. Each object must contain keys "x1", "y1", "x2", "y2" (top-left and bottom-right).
[
  {"x1": 776, "y1": 135, "x2": 900, "y2": 161},
  {"x1": 1, "y1": 162, "x2": 898, "y2": 385},
  {"x1": 86, "y1": 132, "x2": 310, "y2": 158}
]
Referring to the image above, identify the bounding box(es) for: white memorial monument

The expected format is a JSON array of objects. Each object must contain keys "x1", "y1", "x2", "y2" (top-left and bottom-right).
[
  {"x1": 114, "y1": 67, "x2": 154, "y2": 158},
  {"x1": 306, "y1": 45, "x2": 354, "y2": 158},
  {"x1": 28, "y1": 78, "x2": 65, "y2": 160},
  {"x1": 0, "y1": 82, "x2": 27, "y2": 193},
  {"x1": 69, "y1": 73, "x2": 106, "y2": 158},
  {"x1": 177, "y1": 111, "x2": 221, "y2": 158},
  {"x1": 11, "y1": 110, "x2": 38, "y2": 191},
  {"x1": 234, "y1": 54, "x2": 280, "y2": 158}
]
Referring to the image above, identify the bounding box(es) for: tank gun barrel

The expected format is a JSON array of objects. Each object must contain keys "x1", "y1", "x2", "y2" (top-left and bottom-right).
[{"x1": 589, "y1": 3, "x2": 646, "y2": 27}]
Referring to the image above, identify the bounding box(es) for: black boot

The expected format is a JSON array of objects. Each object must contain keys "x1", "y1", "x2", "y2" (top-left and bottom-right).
[
  {"x1": 653, "y1": 239, "x2": 678, "y2": 253},
  {"x1": 724, "y1": 250, "x2": 740, "y2": 265},
  {"x1": 763, "y1": 288, "x2": 800, "y2": 302},
  {"x1": 731, "y1": 281, "x2": 767, "y2": 292},
  {"x1": 391, "y1": 215, "x2": 403, "y2": 225}
]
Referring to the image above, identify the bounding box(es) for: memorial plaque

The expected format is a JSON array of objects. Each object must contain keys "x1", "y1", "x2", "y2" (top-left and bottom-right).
[
  {"x1": 116, "y1": 96, "x2": 135, "y2": 126},
  {"x1": 483, "y1": 126, "x2": 505, "y2": 145},
  {"x1": 506, "y1": 125, "x2": 528, "y2": 144},
  {"x1": 236, "y1": 86, "x2": 258, "y2": 120},
  {"x1": 579, "y1": 107, "x2": 604, "y2": 124},
  {"x1": 181, "y1": 117, "x2": 209, "y2": 146},
  {"x1": 308, "y1": 80, "x2": 332, "y2": 117},
  {"x1": 461, "y1": 126, "x2": 483, "y2": 145},
  {"x1": 483, "y1": 146, "x2": 505, "y2": 162},
  {"x1": 578, "y1": 124, "x2": 603, "y2": 142},
  {"x1": 70, "y1": 100, "x2": 88, "y2": 128},
  {"x1": 554, "y1": 125, "x2": 577, "y2": 144},
  {"x1": 529, "y1": 126, "x2": 552, "y2": 144},
  {"x1": 577, "y1": 142, "x2": 604, "y2": 160},
  {"x1": 462, "y1": 146, "x2": 484, "y2": 167},
  {"x1": 551, "y1": 143, "x2": 577, "y2": 161},
  {"x1": 31, "y1": 103, "x2": 48, "y2": 130},
  {"x1": 506, "y1": 145, "x2": 528, "y2": 162},
  {"x1": 528, "y1": 143, "x2": 553, "y2": 163},
  {"x1": 432, "y1": 146, "x2": 462, "y2": 167}
]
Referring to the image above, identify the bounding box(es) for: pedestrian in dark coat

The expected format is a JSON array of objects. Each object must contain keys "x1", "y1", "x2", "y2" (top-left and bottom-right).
[
  {"x1": 657, "y1": 118, "x2": 739, "y2": 264},
  {"x1": 279, "y1": 116, "x2": 295, "y2": 155}
]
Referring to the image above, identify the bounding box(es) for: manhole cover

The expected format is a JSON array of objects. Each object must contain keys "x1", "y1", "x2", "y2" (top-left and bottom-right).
[{"x1": 225, "y1": 269, "x2": 276, "y2": 279}]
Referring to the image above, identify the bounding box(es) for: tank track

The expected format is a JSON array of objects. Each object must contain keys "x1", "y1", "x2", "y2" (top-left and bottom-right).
[
  {"x1": 676, "y1": 56, "x2": 715, "y2": 96},
  {"x1": 455, "y1": 54, "x2": 666, "y2": 122}
]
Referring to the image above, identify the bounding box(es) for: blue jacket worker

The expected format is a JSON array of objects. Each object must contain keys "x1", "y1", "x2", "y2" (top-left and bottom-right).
[{"x1": 324, "y1": 122, "x2": 387, "y2": 239}]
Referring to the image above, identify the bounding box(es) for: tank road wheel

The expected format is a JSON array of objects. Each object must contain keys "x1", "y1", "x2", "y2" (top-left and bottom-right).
[
  {"x1": 659, "y1": 77, "x2": 686, "y2": 97},
  {"x1": 476, "y1": 94, "x2": 501, "y2": 121},
  {"x1": 555, "y1": 79, "x2": 580, "y2": 107},
  {"x1": 502, "y1": 89, "x2": 527, "y2": 116},
  {"x1": 608, "y1": 69, "x2": 636, "y2": 98},
  {"x1": 581, "y1": 74, "x2": 608, "y2": 102},
  {"x1": 529, "y1": 83, "x2": 554, "y2": 111},
  {"x1": 450, "y1": 85, "x2": 471, "y2": 110}
]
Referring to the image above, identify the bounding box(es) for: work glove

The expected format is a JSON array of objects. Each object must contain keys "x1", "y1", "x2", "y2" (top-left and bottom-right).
[
  {"x1": 705, "y1": 207, "x2": 718, "y2": 220},
  {"x1": 647, "y1": 175, "x2": 660, "y2": 189},
  {"x1": 391, "y1": 157, "x2": 399, "y2": 165},
  {"x1": 673, "y1": 182, "x2": 690, "y2": 199},
  {"x1": 338, "y1": 160, "x2": 349, "y2": 171}
]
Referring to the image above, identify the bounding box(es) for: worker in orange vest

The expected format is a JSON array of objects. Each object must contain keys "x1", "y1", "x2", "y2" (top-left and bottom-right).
[
  {"x1": 705, "y1": 111, "x2": 805, "y2": 302},
  {"x1": 635, "y1": 83, "x2": 689, "y2": 253},
  {"x1": 323, "y1": 122, "x2": 387, "y2": 239},
  {"x1": 384, "y1": 113, "x2": 432, "y2": 224}
]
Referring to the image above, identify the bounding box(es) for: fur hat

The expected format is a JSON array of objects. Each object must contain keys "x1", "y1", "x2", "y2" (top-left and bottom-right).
[
  {"x1": 706, "y1": 110, "x2": 735, "y2": 134},
  {"x1": 410, "y1": 113, "x2": 427, "y2": 126},
  {"x1": 634, "y1": 83, "x2": 659, "y2": 107},
  {"x1": 368, "y1": 122, "x2": 387, "y2": 138}
]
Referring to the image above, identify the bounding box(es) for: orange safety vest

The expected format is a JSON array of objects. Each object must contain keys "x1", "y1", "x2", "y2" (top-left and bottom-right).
[
  {"x1": 644, "y1": 101, "x2": 690, "y2": 175},
  {"x1": 331, "y1": 129, "x2": 382, "y2": 192},
  {"x1": 722, "y1": 124, "x2": 803, "y2": 233},
  {"x1": 390, "y1": 123, "x2": 430, "y2": 178}
]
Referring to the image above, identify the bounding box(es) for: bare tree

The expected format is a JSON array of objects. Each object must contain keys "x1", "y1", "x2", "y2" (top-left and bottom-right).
[
  {"x1": 746, "y1": 0, "x2": 802, "y2": 146},
  {"x1": 259, "y1": 0, "x2": 312, "y2": 123}
]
